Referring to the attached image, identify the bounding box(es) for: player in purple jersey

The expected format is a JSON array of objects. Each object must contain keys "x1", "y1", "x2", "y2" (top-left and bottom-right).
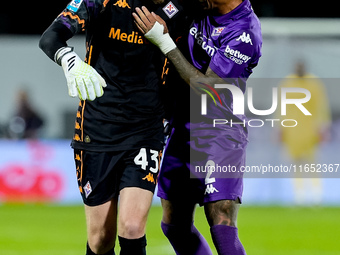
[{"x1": 134, "y1": 0, "x2": 262, "y2": 254}]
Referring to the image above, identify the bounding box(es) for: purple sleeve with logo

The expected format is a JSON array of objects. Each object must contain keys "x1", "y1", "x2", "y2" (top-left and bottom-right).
[
  {"x1": 54, "y1": 0, "x2": 98, "y2": 34},
  {"x1": 209, "y1": 29, "x2": 262, "y2": 82}
]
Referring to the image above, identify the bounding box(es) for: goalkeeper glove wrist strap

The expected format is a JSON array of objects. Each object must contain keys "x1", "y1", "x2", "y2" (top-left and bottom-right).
[{"x1": 54, "y1": 46, "x2": 74, "y2": 66}]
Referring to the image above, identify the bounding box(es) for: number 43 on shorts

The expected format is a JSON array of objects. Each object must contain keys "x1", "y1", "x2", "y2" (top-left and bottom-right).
[{"x1": 134, "y1": 148, "x2": 160, "y2": 174}]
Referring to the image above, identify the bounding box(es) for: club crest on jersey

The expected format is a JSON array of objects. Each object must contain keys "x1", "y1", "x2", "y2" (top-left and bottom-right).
[
  {"x1": 163, "y1": 1, "x2": 178, "y2": 18},
  {"x1": 67, "y1": 0, "x2": 83, "y2": 12},
  {"x1": 212, "y1": 27, "x2": 225, "y2": 37},
  {"x1": 83, "y1": 181, "x2": 92, "y2": 198}
]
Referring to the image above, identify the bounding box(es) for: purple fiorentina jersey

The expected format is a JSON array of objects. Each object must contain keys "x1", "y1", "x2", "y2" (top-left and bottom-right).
[
  {"x1": 188, "y1": 0, "x2": 262, "y2": 82},
  {"x1": 158, "y1": 1, "x2": 262, "y2": 204},
  {"x1": 187, "y1": 0, "x2": 262, "y2": 138}
]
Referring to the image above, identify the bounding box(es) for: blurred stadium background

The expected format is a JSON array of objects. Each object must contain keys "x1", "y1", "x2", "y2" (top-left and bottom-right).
[{"x1": 1, "y1": 1, "x2": 340, "y2": 254}]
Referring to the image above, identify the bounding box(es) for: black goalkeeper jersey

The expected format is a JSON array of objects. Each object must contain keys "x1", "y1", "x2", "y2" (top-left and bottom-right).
[{"x1": 52, "y1": 0, "x2": 187, "y2": 151}]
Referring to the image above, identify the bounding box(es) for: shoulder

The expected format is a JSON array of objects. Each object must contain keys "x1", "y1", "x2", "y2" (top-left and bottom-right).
[
  {"x1": 218, "y1": 18, "x2": 262, "y2": 64},
  {"x1": 65, "y1": 0, "x2": 107, "y2": 13},
  {"x1": 221, "y1": 15, "x2": 261, "y2": 46}
]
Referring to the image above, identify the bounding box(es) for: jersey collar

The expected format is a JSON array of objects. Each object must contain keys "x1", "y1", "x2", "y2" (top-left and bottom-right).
[{"x1": 212, "y1": 0, "x2": 252, "y2": 25}]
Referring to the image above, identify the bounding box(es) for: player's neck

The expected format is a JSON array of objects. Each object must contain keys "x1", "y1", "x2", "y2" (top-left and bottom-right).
[{"x1": 210, "y1": 0, "x2": 243, "y2": 15}]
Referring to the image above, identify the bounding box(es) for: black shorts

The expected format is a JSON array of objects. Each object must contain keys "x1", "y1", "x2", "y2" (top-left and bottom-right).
[{"x1": 74, "y1": 147, "x2": 162, "y2": 206}]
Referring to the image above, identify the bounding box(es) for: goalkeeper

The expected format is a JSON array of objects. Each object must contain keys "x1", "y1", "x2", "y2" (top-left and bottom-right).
[{"x1": 39, "y1": 0, "x2": 188, "y2": 254}]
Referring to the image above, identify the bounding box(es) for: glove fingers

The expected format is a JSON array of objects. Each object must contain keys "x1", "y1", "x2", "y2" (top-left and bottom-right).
[
  {"x1": 92, "y1": 68, "x2": 107, "y2": 88},
  {"x1": 98, "y1": 75, "x2": 107, "y2": 88},
  {"x1": 90, "y1": 76, "x2": 104, "y2": 98},
  {"x1": 63, "y1": 54, "x2": 106, "y2": 101},
  {"x1": 75, "y1": 78, "x2": 87, "y2": 100},
  {"x1": 67, "y1": 79, "x2": 78, "y2": 98},
  {"x1": 84, "y1": 77, "x2": 97, "y2": 101}
]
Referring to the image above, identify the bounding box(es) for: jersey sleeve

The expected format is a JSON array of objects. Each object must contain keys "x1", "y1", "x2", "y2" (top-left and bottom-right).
[
  {"x1": 39, "y1": 0, "x2": 105, "y2": 61},
  {"x1": 209, "y1": 30, "x2": 261, "y2": 79},
  {"x1": 54, "y1": 0, "x2": 100, "y2": 35}
]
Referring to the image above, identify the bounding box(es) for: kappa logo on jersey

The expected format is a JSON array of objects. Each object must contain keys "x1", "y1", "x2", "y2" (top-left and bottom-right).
[
  {"x1": 83, "y1": 181, "x2": 92, "y2": 198},
  {"x1": 212, "y1": 27, "x2": 225, "y2": 37},
  {"x1": 224, "y1": 45, "x2": 251, "y2": 65},
  {"x1": 163, "y1": 1, "x2": 179, "y2": 18},
  {"x1": 205, "y1": 184, "x2": 219, "y2": 194},
  {"x1": 142, "y1": 173, "x2": 156, "y2": 184},
  {"x1": 67, "y1": 0, "x2": 83, "y2": 12},
  {"x1": 236, "y1": 32, "x2": 253, "y2": 45},
  {"x1": 113, "y1": 0, "x2": 131, "y2": 9}
]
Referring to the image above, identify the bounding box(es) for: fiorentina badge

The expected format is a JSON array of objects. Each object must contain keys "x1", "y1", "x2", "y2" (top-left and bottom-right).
[
  {"x1": 83, "y1": 181, "x2": 92, "y2": 198},
  {"x1": 163, "y1": 1, "x2": 179, "y2": 19},
  {"x1": 212, "y1": 27, "x2": 225, "y2": 37}
]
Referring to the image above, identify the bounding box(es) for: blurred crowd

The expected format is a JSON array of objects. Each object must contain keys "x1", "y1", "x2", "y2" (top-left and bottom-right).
[{"x1": 0, "y1": 89, "x2": 44, "y2": 139}]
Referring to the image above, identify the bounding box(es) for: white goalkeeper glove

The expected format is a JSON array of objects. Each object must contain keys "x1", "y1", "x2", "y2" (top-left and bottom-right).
[
  {"x1": 144, "y1": 22, "x2": 176, "y2": 55},
  {"x1": 55, "y1": 47, "x2": 107, "y2": 101}
]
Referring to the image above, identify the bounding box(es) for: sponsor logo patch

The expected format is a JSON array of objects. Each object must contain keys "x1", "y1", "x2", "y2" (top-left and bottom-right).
[
  {"x1": 189, "y1": 27, "x2": 216, "y2": 57},
  {"x1": 108, "y1": 27, "x2": 147, "y2": 44},
  {"x1": 67, "y1": 0, "x2": 83, "y2": 12},
  {"x1": 224, "y1": 45, "x2": 251, "y2": 65}
]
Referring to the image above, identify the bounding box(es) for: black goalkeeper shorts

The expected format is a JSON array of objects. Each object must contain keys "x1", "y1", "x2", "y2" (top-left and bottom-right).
[{"x1": 74, "y1": 147, "x2": 161, "y2": 206}]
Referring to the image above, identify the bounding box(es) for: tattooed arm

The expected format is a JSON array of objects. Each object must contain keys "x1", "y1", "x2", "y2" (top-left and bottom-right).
[
  {"x1": 133, "y1": 6, "x2": 225, "y2": 92},
  {"x1": 166, "y1": 48, "x2": 221, "y2": 84}
]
